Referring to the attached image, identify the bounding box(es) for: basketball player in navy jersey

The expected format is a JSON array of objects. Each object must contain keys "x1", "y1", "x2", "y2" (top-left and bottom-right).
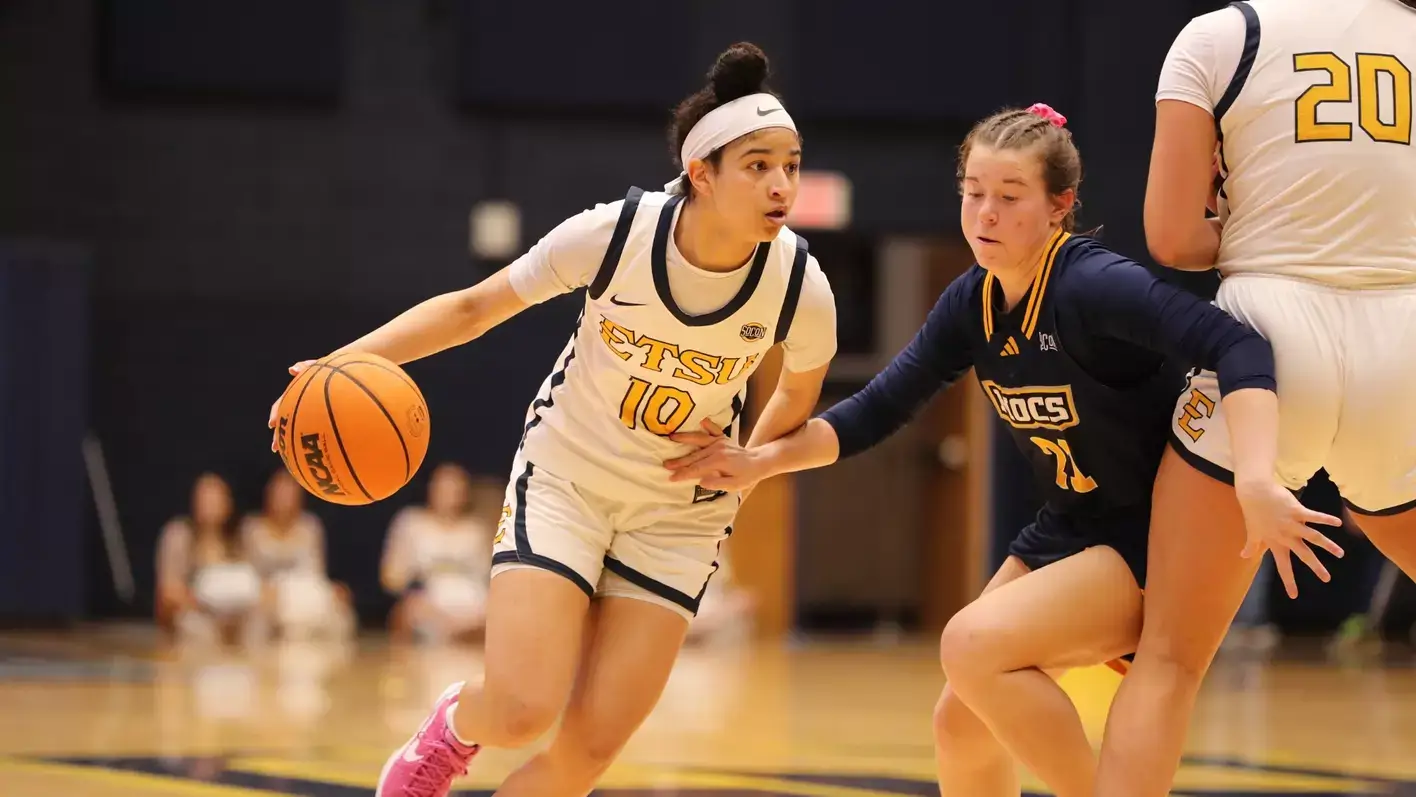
[
  {"x1": 665, "y1": 103, "x2": 1334, "y2": 797},
  {"x1": 266, "y1": 43, "x2": 839, "y2": 797}
]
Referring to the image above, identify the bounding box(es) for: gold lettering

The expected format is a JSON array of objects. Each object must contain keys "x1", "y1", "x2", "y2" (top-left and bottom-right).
[
  {"x1": 635, "y1": 335, "x2": 679, "y2": 372},
  {"x1": 674, "y1": 350, "x2": 720, "y2": 386},
  {"x1": 598, "y1": 318, "x2": 634, "y2": 361},
  {"x1": 1177, "y1": 388, "x2": 1216, "y2": 443}
]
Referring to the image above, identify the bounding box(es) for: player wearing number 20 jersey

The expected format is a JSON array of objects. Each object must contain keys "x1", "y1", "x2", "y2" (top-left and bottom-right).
[{"x1": 1158, "y1": 0, "x2": 1416, "y2": 514}]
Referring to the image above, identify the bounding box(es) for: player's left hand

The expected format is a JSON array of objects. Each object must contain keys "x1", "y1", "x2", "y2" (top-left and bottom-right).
[
  {"x1": 1235, "y1": 477, "x2": 1345, "y2": 599},
  {"x1": 664, "y1": 419, "x2": 769, "y2": 493}
]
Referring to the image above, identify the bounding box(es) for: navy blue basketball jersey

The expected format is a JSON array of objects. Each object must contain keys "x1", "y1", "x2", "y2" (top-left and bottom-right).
[
  {"x1": 968, "y1": 231, "x2": 1186, "y2": 517},
  {"x1": 822, "y1": 227, "x2": 1273, "y2": 527}
]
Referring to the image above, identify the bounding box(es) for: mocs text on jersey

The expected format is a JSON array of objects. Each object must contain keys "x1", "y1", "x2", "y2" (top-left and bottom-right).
[
  {"x1": 980, "y1": 380, "x2": 1081, "y2": 431},
  {"x1": 599, "y1": 317, "x2": 760, "y2": 386}
]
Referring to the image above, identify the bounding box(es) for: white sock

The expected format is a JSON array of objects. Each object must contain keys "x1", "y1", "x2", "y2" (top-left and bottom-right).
[{"x1": 444, "y1": 701, "x2": 477, "y2": 748}]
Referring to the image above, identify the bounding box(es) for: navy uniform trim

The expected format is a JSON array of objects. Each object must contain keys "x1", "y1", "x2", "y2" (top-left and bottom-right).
[
  {"x1": 1345, "y1": 495, "x2": 1416, "y2": 517},
  {"x1": 981, "y1": 229, "x2": 1068, "y2": 341},
  {"x1": 1214, "y1": 1, "x2": 1261, "y2": 203},
  {"x1": 600, "y1": 524, "x2": 733, "y2": 615},
  {"x1": 773, "y1": 234, "x2": 809, "y2": 345},
  {"x1": 650, "y1": 193, "x2": 771, "y2": 326},
  {"x1": 490, "y1": 461, "x2": 595, "y2": 597},
  {"x1": 587, "y1": 186, "x2": 645, "y2": 301}
]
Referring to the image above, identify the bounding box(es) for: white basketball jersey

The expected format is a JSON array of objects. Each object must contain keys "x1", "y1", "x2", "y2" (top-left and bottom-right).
[
  {"x1": 1214, "y1": 0, "x2": 1416, "y2": 287},
  {"x1": 517, "y1": 187, "x2": 810, "y2": 505}
]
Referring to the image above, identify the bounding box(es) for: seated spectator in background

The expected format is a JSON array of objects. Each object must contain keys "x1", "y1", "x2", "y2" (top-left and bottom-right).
[
  {"x1": 381, "y1": 462, "x2": 493, "y2": 644},
  {"x1": 685, "y1": 547, "x2": 756, "y2": 645},
  {"x1": 242, "y1": 470, "x2": 356, "y2": 642},
  {"x1": 155, "y1": 472, "x2": 264, "y2": 646}
]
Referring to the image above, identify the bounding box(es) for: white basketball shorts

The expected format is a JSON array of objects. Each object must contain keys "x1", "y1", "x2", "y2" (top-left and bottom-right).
[
  {"x1": 1170, "y1": 274, "x2": 1416, "y2": 516},
  {"x1": 490, "y1": 447, "x2": 737, "y2": 620}
]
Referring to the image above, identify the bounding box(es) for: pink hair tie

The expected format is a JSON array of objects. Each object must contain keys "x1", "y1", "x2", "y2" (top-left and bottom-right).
[{"x1": 1027, "y1": 103, "x2": 1067, "y2": 127}]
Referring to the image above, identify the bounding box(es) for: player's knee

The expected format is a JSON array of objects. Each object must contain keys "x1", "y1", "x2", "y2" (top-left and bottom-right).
[
  {"x1": 932, "y1": 688, "x2": 997, "y2": 760},
  {"x1": 1134, "y1": 632, "x2": 1211, "y2": 689},
  {"x1": 476, "y1": 685, "x2": 562, "y2": 747},
  {"x1": 555, "y1": 727, "x2": 629, "y2": 782},
  {"x1": 938, "y1": 609, "x2": 1004, "y2": 680}
]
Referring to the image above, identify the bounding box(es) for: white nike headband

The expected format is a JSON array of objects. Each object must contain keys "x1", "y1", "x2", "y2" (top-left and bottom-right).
[{"x1": 666, "y1": 92, "x2": 799, "y2": 192}]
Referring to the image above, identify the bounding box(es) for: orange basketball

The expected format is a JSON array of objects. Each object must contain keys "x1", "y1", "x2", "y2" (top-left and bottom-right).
[{"x1": 274, "y1": 351, "x2": 430, "y2": 506}]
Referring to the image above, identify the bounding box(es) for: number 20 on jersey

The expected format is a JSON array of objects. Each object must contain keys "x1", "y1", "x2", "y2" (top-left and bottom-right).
[{"x1": 1294, "y1": 52, "x2": 1412, "y2": 144}]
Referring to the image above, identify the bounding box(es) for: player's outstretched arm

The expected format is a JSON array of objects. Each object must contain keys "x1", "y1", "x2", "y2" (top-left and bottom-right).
[
  {"x1": 330, "y1": 267, "x2": 530, "y2": 366},
  {"x1": 264, "y1": 267, "x2": 531, "y2": 451},
  {"x1": 1073, "y1": 255, "x2": 1344, "y2": 596},
  {"x1": 666, "y1": 277, "x2": 975, "y2": 490}
]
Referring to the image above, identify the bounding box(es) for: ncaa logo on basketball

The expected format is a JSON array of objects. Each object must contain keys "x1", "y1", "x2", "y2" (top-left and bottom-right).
[
  {"x1": 980, "y1": 380, "x2": 1080, "y2": 431},
  {"x1": 299, "y1": 432, "x2": 348, "y2": 497},
  {"x1": 739, "y1": 322, "x2": 767, "y2": 342}
]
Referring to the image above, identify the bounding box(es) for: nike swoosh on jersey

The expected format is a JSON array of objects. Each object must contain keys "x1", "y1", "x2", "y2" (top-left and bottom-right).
[{"x1": 610, "y1": 295, "x2": 646, "y2": 307}]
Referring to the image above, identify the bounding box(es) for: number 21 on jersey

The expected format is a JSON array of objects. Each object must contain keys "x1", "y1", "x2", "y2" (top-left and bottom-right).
[
  {"x1": 1294, "y1": 52, "x2": 1412, "y2": 144},
  {"x1": 1029, "y1": 436, "x2": 1097, "y2": 493}
]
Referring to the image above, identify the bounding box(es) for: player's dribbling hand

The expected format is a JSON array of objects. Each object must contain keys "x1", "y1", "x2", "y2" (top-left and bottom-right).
[
  {"x1": 1235, "y1": 477, "x2": 1345, "y2": 599},
  {"x1": 664, "y1": 418, "x2": 767, "y2": 494},
  {"x1": 267, "y1": 360, "x2": 317, "y2": 452}
]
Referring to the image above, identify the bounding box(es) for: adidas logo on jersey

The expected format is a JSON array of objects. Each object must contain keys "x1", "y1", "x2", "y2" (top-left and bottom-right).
[
  {"x1": 1000, "y1": 336, "x2": 1020, "y2": 357},
  {"x1": 979, "y1": 380, "x2": 1080, "y2": 431}
]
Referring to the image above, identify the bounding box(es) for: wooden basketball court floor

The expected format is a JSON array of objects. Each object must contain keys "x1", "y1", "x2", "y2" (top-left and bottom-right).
[{"x1": 2, "y1": 628, "x2": 1416, "y2": 796}]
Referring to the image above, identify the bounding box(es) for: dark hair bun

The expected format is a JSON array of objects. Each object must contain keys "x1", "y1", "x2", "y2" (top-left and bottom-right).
[{"x1": 709, "y1": 42, "x2": 770, "y2": 102}]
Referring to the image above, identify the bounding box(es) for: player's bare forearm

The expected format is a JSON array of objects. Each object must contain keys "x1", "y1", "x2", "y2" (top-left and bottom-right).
[
  {"x1": 1148, "y1": 216, "x2": 1222, "y2": 271},
  {"x1": 1219, "y1": 387, "x2": 1280, "y2": 489},
  {"x1": 744, "y1": 362, "x2": 829, "y2": 449},
  {"x1": 331, "y1": 267, "x2": 529, "y2": 365},
  {"x1": 755, "y1": 418, "x2": 842, "y2": 477}
]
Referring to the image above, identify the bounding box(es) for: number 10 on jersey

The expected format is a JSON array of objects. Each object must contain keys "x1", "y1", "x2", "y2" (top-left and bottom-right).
[{"x1": 620, "y1": 377, "x2": 697, "y2": 436}]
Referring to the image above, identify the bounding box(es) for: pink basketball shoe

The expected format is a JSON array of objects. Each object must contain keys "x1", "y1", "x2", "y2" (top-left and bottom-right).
[{"x1": 376, "y1": 681, "x2": 481, "y2": 797}]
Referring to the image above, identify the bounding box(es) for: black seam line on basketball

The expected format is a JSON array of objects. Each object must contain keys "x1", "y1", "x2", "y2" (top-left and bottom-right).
[
  {"x1": 325, "y1": 362, "x2": 412, "y2": 481},
  {"x1": 285, "y1": 367, "x2": 325, "y2": 499},
  {"x1": 321, "y1": 367, "x2": 374, "y2": 501},
  {"x1": 333, "y1": 358, "x2": 426, "y2": 405},
  {"x1": 329, "y1": 362, "x2": 416, "y2": 481},
  {"x1": 296, "y1": 362, "x2": 376, "y2": 496}
]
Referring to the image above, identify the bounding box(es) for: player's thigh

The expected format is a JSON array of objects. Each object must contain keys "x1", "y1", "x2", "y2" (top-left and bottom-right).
[
  {"x1": 1347, "y1": 509, "x2": 1416, "y2": 581},
  {"x1": 1327, "y1": 287, "x2": 1416, "y2": 516},
  {"x1": 934, "y1": 556, "x2": 1067, "y2": 742},
  {"x1": 939, "y1": 545, "x2": 1142, "y2": 676},
  {"x1": 600, "y1": 494, "x2": 738, "y2": 619},
  {"x1": 482, "y1": 454, "x2": 610, "y2": 720},
  {"x1": 551, "y1": 595, "x2": 690, "y2": 768},
  {"x1": 1137, "y1": 445, "x2": 1261, "y2": 672}
]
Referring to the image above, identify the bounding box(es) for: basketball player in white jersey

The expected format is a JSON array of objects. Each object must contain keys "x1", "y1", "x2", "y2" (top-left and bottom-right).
[
  {"x1": 1093, "y1": 2, "x2": 1416, "y2": 794},
  {"x1": 264, "y1": 42, "x2": 837, "y2": 797}
]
